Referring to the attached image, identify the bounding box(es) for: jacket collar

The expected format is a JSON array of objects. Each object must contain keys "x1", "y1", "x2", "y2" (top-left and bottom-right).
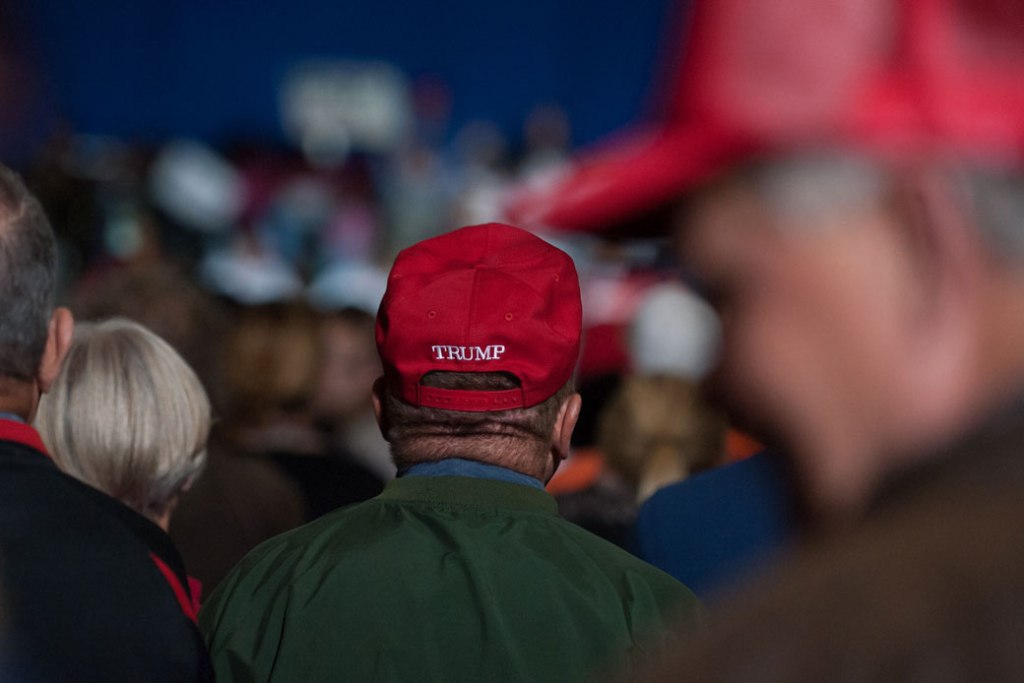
[
  {"x1": 379, "y1": 474, "x2": 558, "y2": 516},
  {"x1": 0, "y1": 418, "x2": 50, "y2": 457}
]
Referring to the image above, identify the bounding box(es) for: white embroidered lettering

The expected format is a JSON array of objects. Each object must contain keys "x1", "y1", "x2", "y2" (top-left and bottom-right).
[{"x1": 430, "y1": 344, "x2": 507, "y2": 361}]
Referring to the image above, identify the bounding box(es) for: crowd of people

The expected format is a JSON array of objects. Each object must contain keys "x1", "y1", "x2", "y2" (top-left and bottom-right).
[{"x1": 2, "y1": 0, "x2": 1024, "y2": 680}]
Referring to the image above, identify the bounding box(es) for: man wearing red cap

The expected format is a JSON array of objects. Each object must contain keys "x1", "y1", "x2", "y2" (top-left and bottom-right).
[
  {"x1": 516, "y1": 0, "x2": 1024, "y2": 677},
  {"x1": 200, "y1": 223, "x2": 699, "y2": 682}
]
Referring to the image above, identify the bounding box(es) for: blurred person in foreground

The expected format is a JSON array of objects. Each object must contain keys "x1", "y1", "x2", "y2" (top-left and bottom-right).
[
  {"x1": 515, "y1": 0, "x2": 1024, "y2": 676},
  {"x1": 200, "y1": 223, "x2": 699, "y2": 682},
  {"x1": 646, "y1": 0, "x2": 1024, "y2": 673},
  {"x1": 518, "y1": 0, "x2": 1024, "y2": 524},
  {"x1": 0, "y1": 164, "x2": 212, "y2": 680}
]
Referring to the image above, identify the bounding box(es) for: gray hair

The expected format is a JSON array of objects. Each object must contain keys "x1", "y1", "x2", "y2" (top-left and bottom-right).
[
  {"x1": 961, "y1": 167, "x2": 1024, "y2": 263},
  {"x1": 749, "y1": 152, "x2": 888, "y2": 225},
  {"x1": 747, "y1": 151, "x2": 1024, "y2": 263},
  {"x1": 35, "y1": 318, "x2": 211, "y2": 521},
  {"x1": 0, "y1": 165, "x2": 57, "y2": 381}
]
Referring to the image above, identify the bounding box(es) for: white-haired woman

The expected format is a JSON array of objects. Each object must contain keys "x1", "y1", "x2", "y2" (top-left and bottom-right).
[{"x1": 35, "y1": 317, "x2": 212, "y2": 617}]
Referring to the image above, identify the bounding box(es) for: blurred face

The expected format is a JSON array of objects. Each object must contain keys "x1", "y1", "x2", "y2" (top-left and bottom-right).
[
  {"x1": 311, "y1": 317, "x2": 381, "y2": 423},
  {"x1": 680, "y1": 166, "x2": 919, "y2": 510}
]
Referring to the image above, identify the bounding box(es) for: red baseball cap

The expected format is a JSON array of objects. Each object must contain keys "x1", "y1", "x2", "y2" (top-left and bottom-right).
[
  {"x1": 376, "y1": 223, "x2": 582, "y2": 411},
  {"x1": 506, "y1": 0, "x2": 1024, "y2": 233}
]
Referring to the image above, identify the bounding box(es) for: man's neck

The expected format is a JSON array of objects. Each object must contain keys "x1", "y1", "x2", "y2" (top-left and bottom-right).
[{"x1": 0, "y1": 378, "x2": 35, "y2": 423}]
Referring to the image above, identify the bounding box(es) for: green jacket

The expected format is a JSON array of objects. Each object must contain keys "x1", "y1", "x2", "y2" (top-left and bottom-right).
[{"x1": 200, "y1": 476, "x2": 700, "y2": 682}]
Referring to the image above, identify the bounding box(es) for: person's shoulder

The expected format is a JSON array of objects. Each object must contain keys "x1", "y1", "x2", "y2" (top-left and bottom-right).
[
  {"x1": 0, "y1": 445, "x2": 136, "y2": 539},
  {"x1": 199, "y1": 495, "x2": 392, "y2": 673},
  {"x1": 540, "y1": 516, "x2": 704, "y2": 646},
  {"x1": 0, "y1": 448, "x2": 212, "y2": 680},
  {"x1": 201, "y1": 496, "x2": 381, "y2": 608},
  {"x1": 645, "y1": 450, "x2": 786, "y2": 509},
  {"x1": 639, "y1": 484, "x2": 1024, "y2": 682},
  {"x1": 546, "y1": 512, "x2": 699, "y2": 599}
]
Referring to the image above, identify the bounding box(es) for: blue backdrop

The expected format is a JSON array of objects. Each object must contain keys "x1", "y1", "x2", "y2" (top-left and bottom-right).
[{"x1": 19, "y1": 0, "x2": 676, "y2": 150}]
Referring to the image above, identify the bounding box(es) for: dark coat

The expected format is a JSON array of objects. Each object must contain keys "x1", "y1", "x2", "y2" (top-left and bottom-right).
[
  {"x1": 644, "y1": 395, "x2": 1024, "y2": 682},
  {"x1": 0, "y1": 419, "x2": 212, "y2": 682}
]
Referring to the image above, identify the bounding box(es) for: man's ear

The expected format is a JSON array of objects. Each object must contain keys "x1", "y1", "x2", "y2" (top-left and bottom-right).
[
  {"x1": 892, "y1": 168, "x2": 982, "y2": 325},
  {"x1": 891, "y1": 169, "x2": 984, "y2": 424},
  {"x1": 551, "y1": 392, "x2": 582, "y2": 462},
  {"x1": 371, "y1": 376, "x2": 390, "y2": 441},
  {"x1": 36, "y1": 307, "x2": 73, "y2": 394}
]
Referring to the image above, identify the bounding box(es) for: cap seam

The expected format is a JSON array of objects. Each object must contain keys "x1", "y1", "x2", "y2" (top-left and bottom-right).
[
  {"x1": 475, "y1": 262, "x2": 580, "y2": 345},
  {"x1": 466, "y1": 266, "x2": 479, "y2": 344}
]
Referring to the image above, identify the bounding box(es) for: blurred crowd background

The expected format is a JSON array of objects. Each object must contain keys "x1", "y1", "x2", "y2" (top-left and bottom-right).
[
  {"x1": 0, "y1": 0, "x2": 677, "y2": 270},
  {"x1": 0, "y1": 0, "x2": 697, "y2": 340},
  {"x1": 0, "y1": 0, "x2": 754, "y2": 593}
]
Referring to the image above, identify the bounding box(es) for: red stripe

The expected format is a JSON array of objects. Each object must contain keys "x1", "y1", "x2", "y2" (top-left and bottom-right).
[
  {"x1": 0, "y1": 419, "x2": 50, "y2": 458},
  {"x1": 3, "y1": 419, "x2": 199, "y2": 621},
  {"x1": 149, "y1": 552, "x2": 199, "y2": 624},
  {"x1": 187, "y1": 576, "x2": 203, "y2": 612}
]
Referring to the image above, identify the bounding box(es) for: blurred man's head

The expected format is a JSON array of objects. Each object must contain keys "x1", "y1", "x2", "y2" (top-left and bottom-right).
[
  {"x1": 682, "y1": 152, "x2": 1024, "y2": 515},
  {"x1": 373, "y1": 223, "x2": 583, "y2": 482},
  {"x1": 507, "y1": 0, "x2": 1024, "y2": 517},
  {"x1": 0, "y1": 164, "x2": 72, "y2": 419}
]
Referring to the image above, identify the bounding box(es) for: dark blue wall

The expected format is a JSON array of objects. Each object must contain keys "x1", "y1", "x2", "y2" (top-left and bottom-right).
[{"x1": 21, "y1": 0, "x2": 675, "y2": 149}]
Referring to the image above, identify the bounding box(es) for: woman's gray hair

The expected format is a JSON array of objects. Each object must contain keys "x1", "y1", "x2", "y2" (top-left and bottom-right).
[
  {"x1": 35, "y1": 318, "x2": 211, "y2": 521},
  {"x1": 0, "y1": 165, "x2": 57, "y2": 381}
]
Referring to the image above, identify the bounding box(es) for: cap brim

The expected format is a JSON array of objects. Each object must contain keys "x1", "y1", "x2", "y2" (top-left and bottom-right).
[{"x1": 505, "y1": 121, "x2": 756, "y2": 235}]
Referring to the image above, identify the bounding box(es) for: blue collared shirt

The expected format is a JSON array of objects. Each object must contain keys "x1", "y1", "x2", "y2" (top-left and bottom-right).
[
  {"x1": 401, "y1": 458, "x2": 545, "y2": 491},
  {"x1": 0, "y1": 412, "x2": 24, "y2": 424}
]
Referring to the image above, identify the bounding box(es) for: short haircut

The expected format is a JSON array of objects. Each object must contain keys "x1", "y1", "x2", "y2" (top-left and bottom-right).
[
  {"x1": 35, "y1": 318, "x2": 211, "y2": 520},
  {"x1": 0, "y1": 165, "x2": 57, "y2": 381},
  {"x1": 383, "y1": 372, "x2": 573, "y2": 478}
]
